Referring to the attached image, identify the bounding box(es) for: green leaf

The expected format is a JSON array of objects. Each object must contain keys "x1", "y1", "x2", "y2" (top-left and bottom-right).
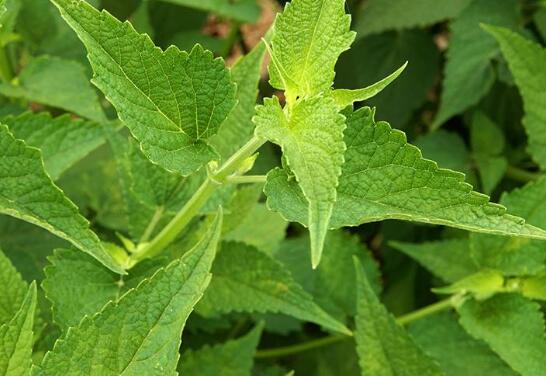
[
  {"x1": 210, "y1": 42, "x2": 266, "y2": 160},
  {"x1": 52, "y1": 0, "x2": 237, "y2": 175},
  {"x1": 2, "y1": 112, "x2": 105, "y2": 180},
  {"x1": 0, "y1": 124, "x2": 122, "y2": 274},
  {"x1": 331, "y1": 62, "x2": 407, "y2": 109},
  {"x1": 265, "y1": 107, "x2": 546, "y2": 240},
  {"x1": 158, "y1": 0, "x2": 260, "y2": 23},
  {"x1": 269, "y1": 0, "x2": 355, "y2": 103},
  {"x1": 409, "y1": 312, "x2": 516, "y2": 376},
  {"x1": 458, "y1": 294, "x2": 546, "y2": 376},
  {"x1": 470, "y1": 177, "x2": 546, "y2": 276},
  {"x1": 433, "y1": 269, "x2": 504, "y2": 300},
  {"x1": 520, "y1": 273, "x2": 546, "y2": 302},
  {"x1": 33, "y1": 212, "x2": 222, "y2": 376},
  {"x1": 484, "y1": 25, "x2": 546, "y2": 170},
  {"x1": 255, "y1": 96, "x2": 346, "y2": 267},
  {"x1": 0, "y1": 282, "x2": 37, "y2": 376},
  {"x1": 196, "y1": 241, "x2": 351, "y2": 335},
  {"x1": 0, "y1": 56, "x2": 105, "y2": 122},
  {"x1": 354, "y1": 0, "x2": 472, "y2": 37},
  {"x1": 0, "y1": 249, "x2": 27, "y2": 325},
  {"x1": 178, "y1": 323, "x2": 262, "y2": 375},
  {"x1": 391, "y1": 238, "x2": 478, "y2": 283},
  {"x1": 433, "y1": 0, "x2": 521, "y2": 128},
  {"x1": 353, "y1": 258, "x2": 443, "y2": 376}
]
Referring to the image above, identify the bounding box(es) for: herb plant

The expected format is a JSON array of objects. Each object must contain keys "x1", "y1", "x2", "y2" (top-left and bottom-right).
[{"x1": 1, "y1": 0, "x2": 546, "y2": 374}]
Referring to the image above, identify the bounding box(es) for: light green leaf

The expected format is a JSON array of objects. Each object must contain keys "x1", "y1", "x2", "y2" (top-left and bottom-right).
[
  {"x1": 158, "y1": 0, "x2": 260, "y2": 23},
  {"x1": 391, "y1": 238, "x2": 478, "y2": 283},
  {"x1": 484, "y1": 25, "x2": 546, "y2": 169},
  {"x1": 355, "y1": 0, "x2": 472, "y2": 37},
  {"x1": 0, "y1": 282, "x2": 37, "y2": 376},
  {"x1": 354, "y1": 258, "x2": 443, "y2": 376},
  {"x1": 2, "y1": 112, "x2": 105, "y2": 180},
  {"x1": 0, "y1": 249, "x2": 27, "y2": 325},
  {"x1": 269, "y1": 0, "x2": 355, "y2": 103},
  {"x1": 210, "y1": 42, "x2": 266, "y2": 160},
  {"x1": 33, "y1": 212, "x2": 222, "y2": 376},
  {"x1": 458, "y1": 294, "x2": 546, "y2": 376},
  {"x1": 178, "y1": 323, "x2": 262, "y2": 375},
  {"x1": 52, "y1": 0, "x2": 237, "y2": 175},
  {"x1": 265, "y1": 107, "x2": 546, "y2": 240},
  {"x1": 0, "y1": 56, "x2": 105, "y2": 122},
  {"x1": 255, "y1": 96, "x2": 346, "y2": 267},
  {"x1": 0, "y1": 124, "x2": 122, "y2": 274},
  {"x1": 520, "y1": 273, "x2": 546, "y2": 302},
  {"x1": 433, "y1": 269, "x2": 504, "y2": 300},
  {"x1": 331, "y1": 62, "x2": 407, "y2": 109},
  {"x1": 433, "y1": 0, "x2": 520, "y2": 128},
  {"x1": 409, "y1": 312, "x2": 516, "y2": 376},
  {"x1": 196, "y1": 241, "x2": 351, "y2": 335}
]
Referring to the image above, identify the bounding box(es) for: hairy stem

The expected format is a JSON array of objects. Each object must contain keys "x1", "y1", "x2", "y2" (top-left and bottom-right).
[{"x1": 254, "y1": 297, "x2": 454, "y2": 359}]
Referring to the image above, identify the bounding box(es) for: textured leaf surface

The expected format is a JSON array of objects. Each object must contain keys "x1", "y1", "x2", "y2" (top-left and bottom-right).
[
  {"x1": 3, "y1": 112, "x2": 105, "y2": 180},
  {"x1": 34, "y1": 213, "x2": 222, "y2": 376},
  {"x1": 409, "y1": 312, "x2": 515, "y2": 376},
  {"x1": 484, "y1": 26, "x2": 546, "y2": 169},
  {"x1": 265, "y1": 107, "x2": 546, "y2": 239},
  {"x1": 355, "y1": 0, "x2": 471, "y2": 37},
  {"x1": 458, "y1": 294, "x2": 546, "y2": 376},
  {"x1": 354, "y1": 258, "x2": 443, "y2": 376},
  {"x1": 52, "y1": 0, "x2": 237, "y2": 175},
  {"x1": 0, "y1": 56, "x2": 105, "y2": 122},
  {"x1": 0, "y1": 124, "x2": 122, "y2": 273},
  {"x1": 160, "y1": 0, "x2": 260, "y2": 23},
  {"x1": 433, "y1": 0, "x2": 520, "y2": 128},
  {"x1": 255, "y1": 96, "x2": 346, "y2": 266},
  {"x1": 0, "y1": 250, "x2": 27, "y2": 325},
  {"x1": 0, "y1": 282, "x2": 37, "y2": 376},
  {"x1": 178, "y1": 324, "x2": 262, "y2": 375},
  {"x1": 197, "y1": 241, "x2": 350, "y2": 335},
  {"x1": 269, "y1": 0, "x2": 355, "y2": 102}
]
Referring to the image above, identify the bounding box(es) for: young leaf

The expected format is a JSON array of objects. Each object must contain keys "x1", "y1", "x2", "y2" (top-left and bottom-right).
[
  {"x1": 458, "y1": 294, "x2": 546, "y2": 376},
  {"x1": 265, "y1": 107, "x2": 546, "y2": 240},
  {"x1": 0, "y1": 282, "x2": 37, "y2": 376},
  {"x1": 433, "y1": 269, "x2": 504, "y2": 301},
  {"x1": 483, "y1": 25, "x2": 546, "y2": 169},
  {"x1": 178, "y1": 323, "x2": 262, "y2": 375},
  {"x1": 196, "y1": 241, "x2": 351, "y2": 335},
  {"x1": 254, "y1": 96, "x2": 346, "y2": 267},
  {"x1": 0, "y1": 56, "x2": 105, "y2": 122},
  {"x1": 433, "y1": 0, "x2": 520, "y2": 128},
  {"x1": 269, "y1": 0, "x2": 355, "y2": 103},
  {"x1": 3, "y1": 112, "x2": 105, "y2": 180},
  {"x1": 51, "y1": 0, "x2": 237, "y2": 175},
  {"x1": 0, "y1": 124, "x2": 122, "y2": 274},
  {"x1": 0, "y1": 250, "x2": 28, "y2": 325},
  {"x1": 159, "y1": 0, "x2": 260, "y2": 23},
  {"x1": 353, "y1": 258, "x2": 443, "y2": 376},
  {"x1": 34, "y1": 212, "x2": 222, "y2": 376}
]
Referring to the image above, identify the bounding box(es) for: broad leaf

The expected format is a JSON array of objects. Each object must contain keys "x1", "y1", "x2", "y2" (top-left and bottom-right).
[
  {"x1": 0, "y1": 282, "x2": 37, "y2": 376},
  {"x1": 458, "y1": 294, "x2": 546, "y2": 376},
  {"x1": 433, "y1": 0, "x2": 520, "y2": 128},
  {"x1": 0, "y1": 249, "x2": 27, "y2": 324},
  {"x1": 484, "y1": 25, "x2": 546, "y2": 170},
  {"x1": 0, "y1": 124, "x2": 122, "y2": 273},
  {"x1": 196, "y1": 241, "x2": 351, "y2": 335},
  {"x1": 3, "y1": 112, "x2": 105, "y2": 180},
  {"x1": 159, "y1": 0, "x2": 260, "y2": 23},
  {"x1": 354, "y1": 258, "x2": 443, "y2": 376},
  {"x1": 178, "y1": 324, "x2": 262, "y2": 375},
  {"x1": 265, "y1": 107, "x2": 546, "y2": 240},
  {"x1": 255, "y1": 96, "x2": 346, "y2": 267},
  {"x1": 52, "y1": 0, "x2": 237, "y2": 175},
  {"x1": 34, "y1": 212, "x2": 222, "y2": 376},
  {"x1": 269, "y1": 0, "x2": 355, "y2": 103}
]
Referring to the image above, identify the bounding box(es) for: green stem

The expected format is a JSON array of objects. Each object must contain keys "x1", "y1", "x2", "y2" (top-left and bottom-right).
[
  {"x1": 131, "y1": 136, "x2": 265, "y2": 264},
  {"x1": 505, "y1": 165, "x2": 542, "y2": 183},
  {"x1": 139, "y1": 206, "x2": 164, "y2": 244},
  {"x1": 0, "y1": 44, "x2": 13, "y2": 82},
  {"x1": 254, "y1": 298, "x2": 454, "y2": 359},
  {"x1": 226, "y1": 175, "x2": 267, "y2": 184}
]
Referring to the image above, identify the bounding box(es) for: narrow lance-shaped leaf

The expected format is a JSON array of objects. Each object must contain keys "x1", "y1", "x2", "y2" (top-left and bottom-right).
[
  {"x1": 254, "y1": 96, "x2": 346, "y2": 267},
  {"x1": 264, "y1": 107, "x2": 546, "y2": 240},
  {"x1": 33, "y1": 211, "x2": 223, "y2": 376},
  {"x1": 0, "y1": 124, "x2": 122, "y2": 273},
  {"x1": 51, "y1": 0, "x2": 237, "y2": 175}
]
